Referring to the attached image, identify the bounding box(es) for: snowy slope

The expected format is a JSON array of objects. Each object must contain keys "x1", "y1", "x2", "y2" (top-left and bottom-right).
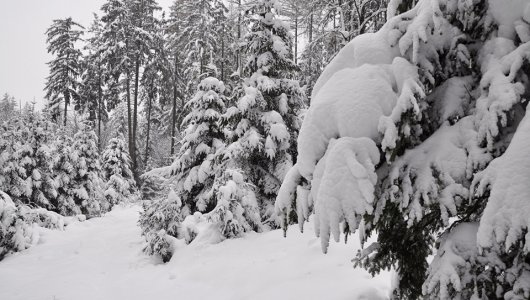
[{"x1": 0, "y1": 205, "x2": 390, "y2": 300}]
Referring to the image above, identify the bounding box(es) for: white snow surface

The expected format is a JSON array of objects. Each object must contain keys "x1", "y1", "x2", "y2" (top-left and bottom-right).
[{"x1": 0, "y1": 205, "x2": 391, "y2": 300}]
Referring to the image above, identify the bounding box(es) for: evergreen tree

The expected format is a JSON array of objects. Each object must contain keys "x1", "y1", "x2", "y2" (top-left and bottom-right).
[
  {"x1": 53, "y1": 133, "x2": 81, "y2": 216},
  {"x1": 140, "y1": 21, "x2": 168, "y2": 171},
  {"x1": 127, "y1": 0, "x2": 161, "y2": 175},
  {"x1": 0, "y1": 93, "x2": 18, "y2": 122},
  {"x1": 98, "y1": 0, "x2": 136, "y2": 164},
  {"x1": 0, "y1": 115, "x2": 58, "y2": 210},
  {"x1": 165, "y1": 1, "x2": 188, "y2": 156},
  {"x1": 139, "y1": 77, "x2": 229, "y2": 258},
  {"x1": 70, "y1": 125, "x2": 106, "y2": 216},
  {"x1": 170, "y1": 77, "x2": 227, "y2": 214},
  {"x1": 229, "y1": 0, "x2": 305, "y2": 225},
  {"x1": 275, "y1": 0, "x2": 530, "y2": 298},
  {"x1": 79, "y1": 16, "x2": 110, "y2": 149},
  {"x1": 207, "y1": 166, "x2": 262, "y2": 238},
  {"x1": 44, "y1": 18, "x2": 84, "y2": 126},
  {"x1": 101, "y1": 137, "x2": 136, "y2": 207},
  {"x1": 0, "y1": 118, "x2": 28, "y2": 203}
]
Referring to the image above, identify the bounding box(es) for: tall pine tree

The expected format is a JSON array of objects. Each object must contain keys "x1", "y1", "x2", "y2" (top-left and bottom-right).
[{"x1": 44, "y1": 18, "x2": 84, "y2": 126}]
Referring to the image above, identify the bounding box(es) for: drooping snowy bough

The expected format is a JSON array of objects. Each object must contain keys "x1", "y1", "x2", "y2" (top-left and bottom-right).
[{"x1": 276, "y1": 0, "x2": 530, "y2": 298}]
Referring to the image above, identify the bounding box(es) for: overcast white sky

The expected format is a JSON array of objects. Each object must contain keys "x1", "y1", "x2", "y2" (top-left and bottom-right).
[{"x1": 0, "y1": 0, "x2": 172, "y2": 110}]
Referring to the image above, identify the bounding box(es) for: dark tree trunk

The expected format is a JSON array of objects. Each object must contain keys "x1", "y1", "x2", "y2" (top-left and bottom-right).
[
  {"x1": 144, "y1": 80, "x2": 153, "y2": 168},
  {"x1": 97, "y1": 71, "x2": 103, "y2": 151},
  {"x1": 63, "y1": 93, "x2": 68, "y2": 127},
  {"x1": 294, "y1": 9, "x2": 298, "y2": 65},
  {"x1": 170, "y1": 55, "x2": 178, "y2": 156},
  {"x1": 221, "y1": 26, "x2": 225, "y2": 82},
  {"x1": 133, "y1": 56, "x2": 140, "y2": 176},
  {"x1": 237, "y1": 0, "x2": 242, "y2": 73},
  {"x1": 126, "y1": 72, "x2": 132, "y2": 158}
]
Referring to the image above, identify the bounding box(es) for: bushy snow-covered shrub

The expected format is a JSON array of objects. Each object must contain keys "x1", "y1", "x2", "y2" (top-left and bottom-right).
[
  {"x1": 0, "y1": 190, "x2": 65, "y2": 261},
  {"x1": 207, "y1": 167, "x2": 262, "y2": 238},
  {"x1": 0, "y1": 191, "x2": 33, "y2": 260},
  {"x1": 139, "y1": 189, "x2": 183, "y2": 262}
]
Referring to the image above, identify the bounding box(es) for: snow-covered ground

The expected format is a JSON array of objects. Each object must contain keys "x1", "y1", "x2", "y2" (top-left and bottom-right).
[{"x1": 0, "y1": 205, "x2": 391, "y2": 300}]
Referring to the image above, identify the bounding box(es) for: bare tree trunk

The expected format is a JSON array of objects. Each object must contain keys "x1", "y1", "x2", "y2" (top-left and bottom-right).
[
  {"x1": 126, "y1": 71, "x2": 132, "y2": 158},
  {"x1": 97, "y1": 71, "x2": 103, "y2": 151},
  {"x1": 133, "y1": 56, "x2": 140, "y2": 175},
  {"x1": 170, "y1": 54, "x2": 178, "y2": 156},
  {"x1": 308, "y1": 10, "x2": 313, "y2": 104},
  {"x1": 221, "y1": 24, "x2": 225, "y2": 82},
  {"x1": 237, "y1": 0, "x2": 242, "y2": 73},
  {"x1": 63, "y1": 94, "x2": 68, "y2": 127},
  {"x1": 144, "y1": 80, "x2": 153, "y2": 168},
  {"x1": 294, "y1": 9, "x2": 298, "y2": 65}
]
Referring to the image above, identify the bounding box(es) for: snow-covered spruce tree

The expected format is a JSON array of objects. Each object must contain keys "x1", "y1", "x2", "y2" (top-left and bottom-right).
[
  {"x1": 0, "y1": 118, "x2": 28, "y2": 203},
  {"x1": 0, "y1": 93, "x2": 18, "y2": 123},
  {"x1": 139, "y1": 77, "x2": 227, "y2": 257},
  {"x1": 101, "y1": 137, "x2": 136, "y2": 208},
  {"x1": 70, "y1": 125, "x2": 106, "y2": 216},
  {"x1": 44, "y1": 17, "x2": 84, "y2": 126},
  {"x1": 170, "y1": 77, "x2": 227, "y2": 214},
  {"x1": 227, "y1": 0, "x2": 305, "y2": 227},
  {"x1": 0, "y1": 114, "x2": 58, "y2": 210},
  {"x1": 98, "y1": 0, "x2": 137, "y2": 162},
  {"x1": 207, "y1": 164, "x2": 262, "y2": 238},
  {"x1": 52, "y1": 133, "x2": 81, "y2": 216},
  {"x1": 275, "y1": 0, "x2": 530, "y2": 298}
]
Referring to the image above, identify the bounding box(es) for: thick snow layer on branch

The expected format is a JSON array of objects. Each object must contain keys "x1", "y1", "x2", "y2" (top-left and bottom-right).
[
  {"x1": 474, "y1": 105, "x2": 530, "y2": 254},
  {"x1": 382, "y1": 117, "x2": 487, "y2": 226},
  {"x1": 423, "y1": 223, "x2": 480, "y2": 300},
  {"x1": 311, "y1": 31, "x2": 399, "y2": 99},
  {"x1": 489, "y1": 0, "x2": 529, "y2": 39},
  {"x1": 297, "y1": 59, "x2": 412, "y2": 179},
  {"x1": 312, "y1": 137, "x2": 380, "y2": 253},
  {"x1": 475, "y1": 37, "x2": 530, "y2": 149}
]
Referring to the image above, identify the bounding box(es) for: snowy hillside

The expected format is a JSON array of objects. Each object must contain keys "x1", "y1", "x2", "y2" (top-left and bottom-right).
[{"x1": 0, "y1": 205, "x2": 391, "y2": 300}]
